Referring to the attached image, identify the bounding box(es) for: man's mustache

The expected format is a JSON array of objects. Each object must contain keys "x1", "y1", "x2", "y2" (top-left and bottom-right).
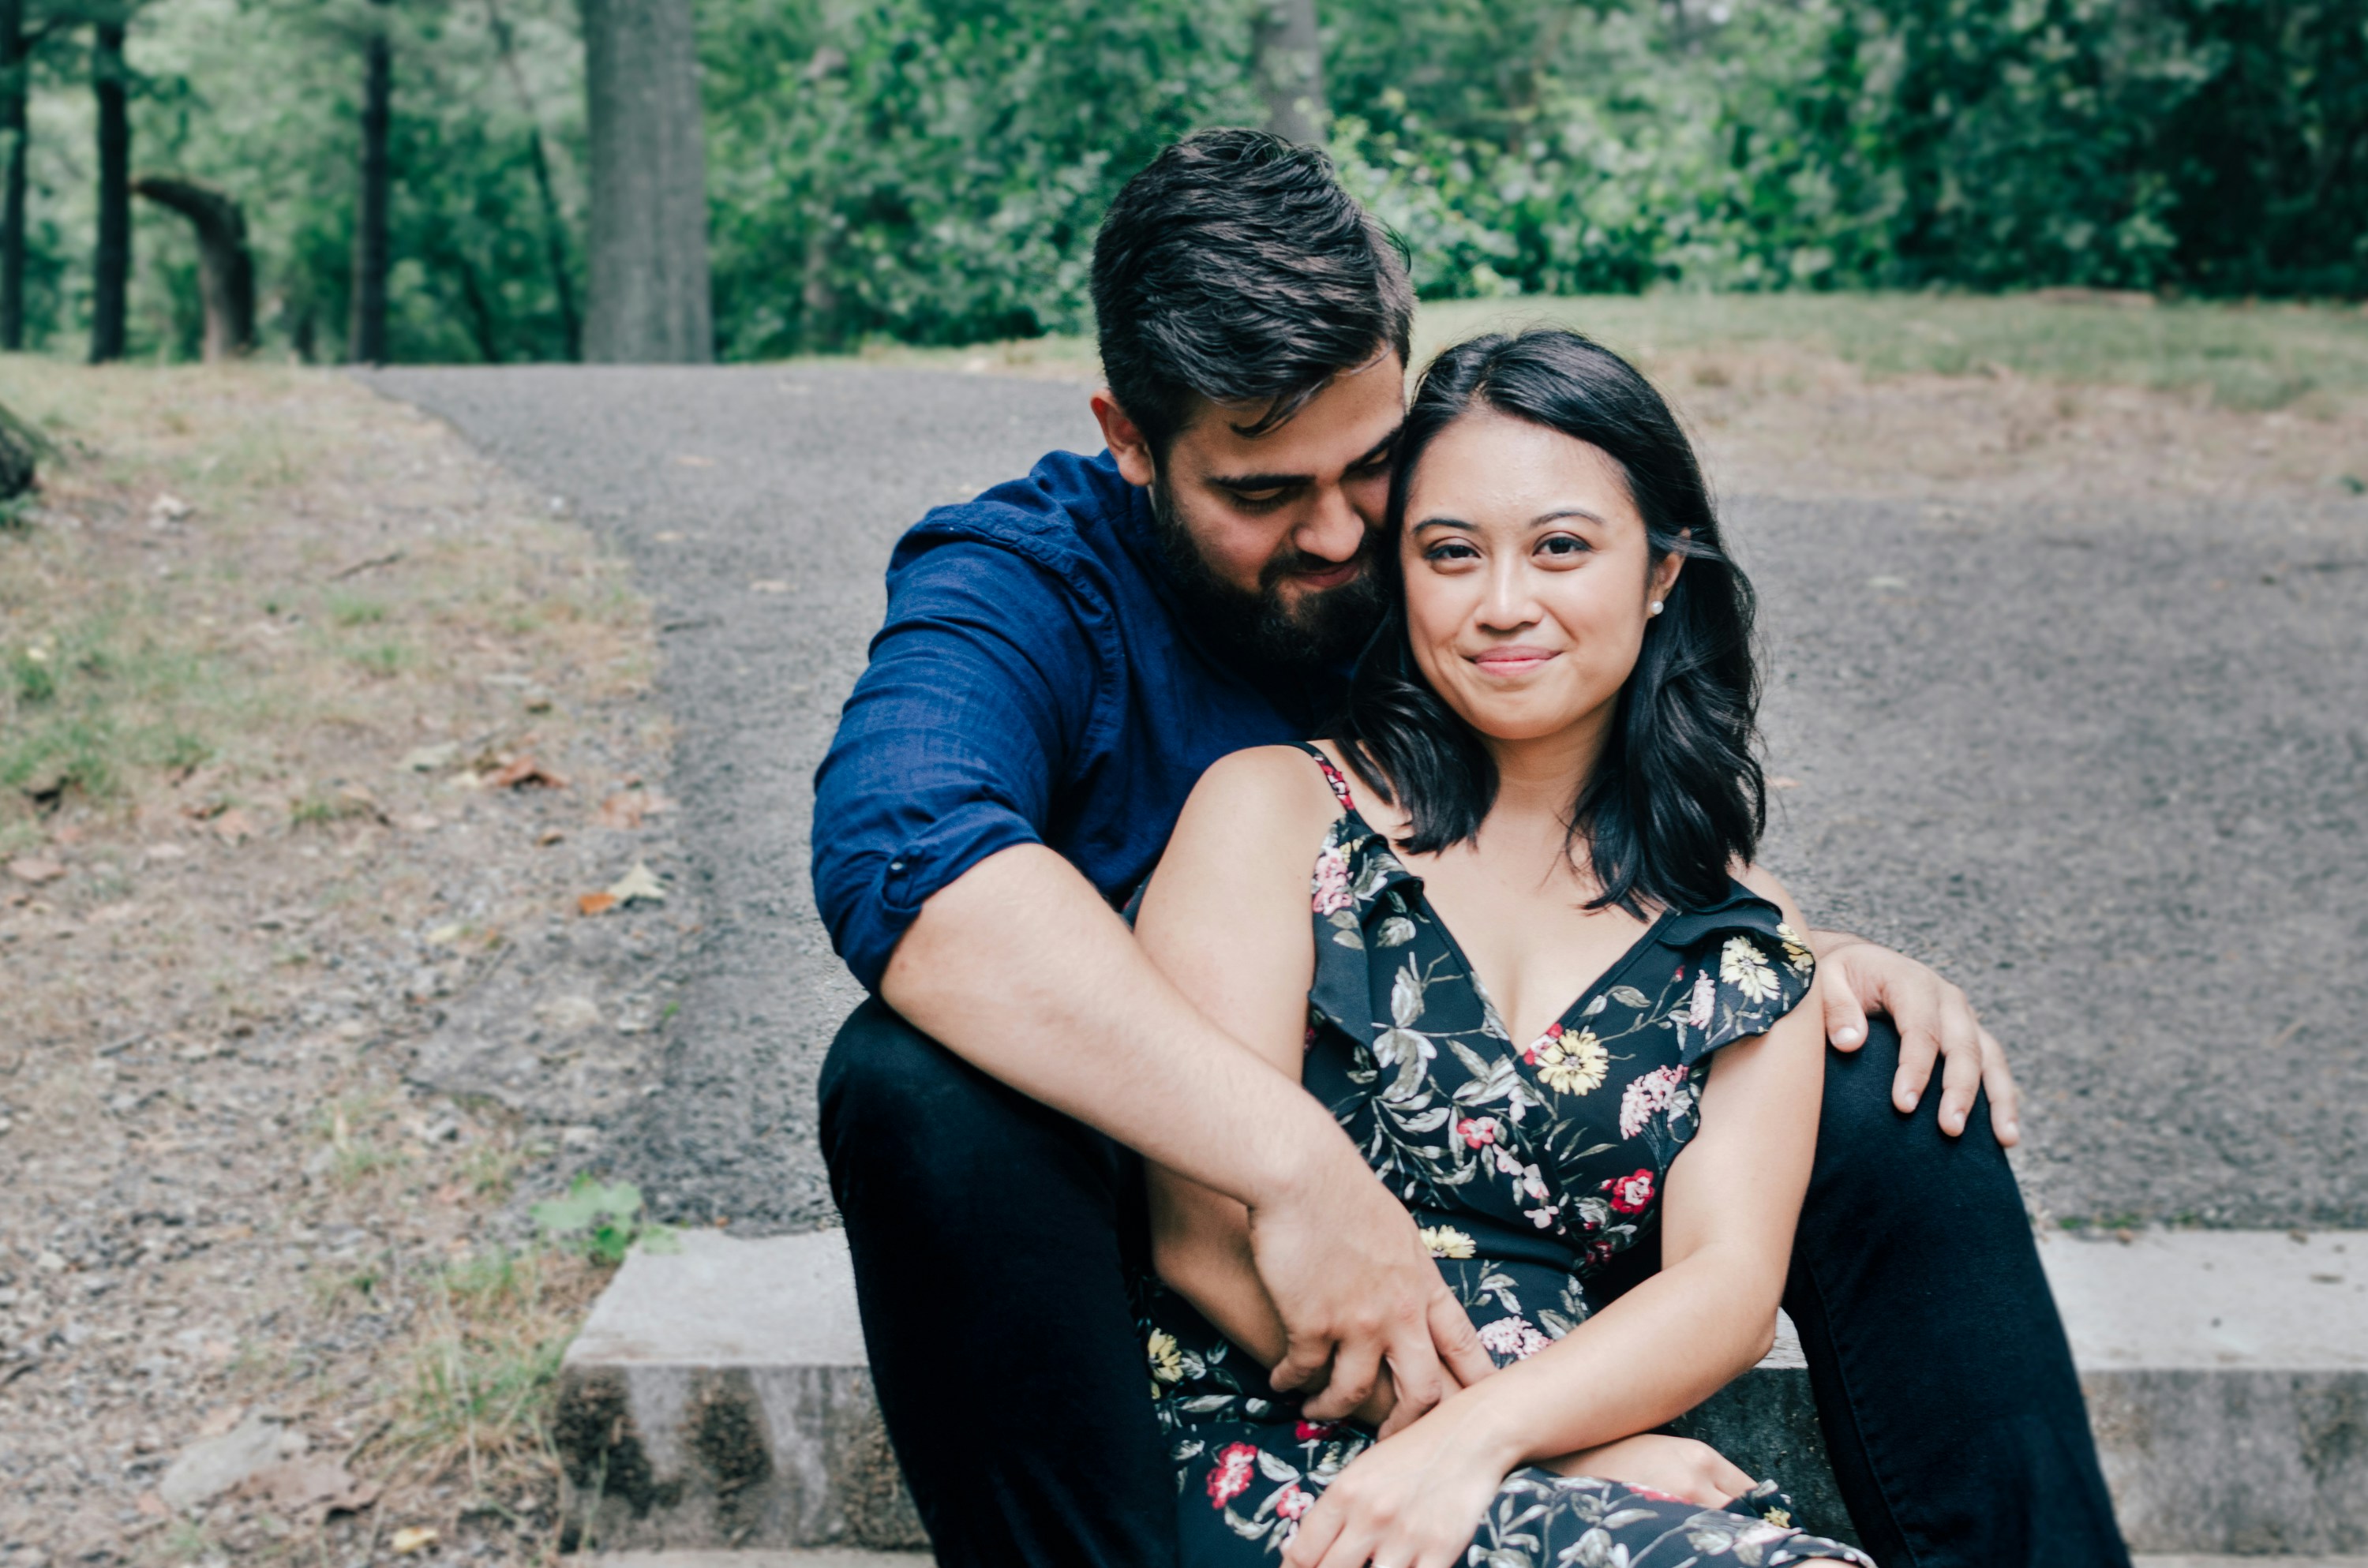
[{"x1": 1261, "y1": 538, "x2": 1377, "y2": 592}]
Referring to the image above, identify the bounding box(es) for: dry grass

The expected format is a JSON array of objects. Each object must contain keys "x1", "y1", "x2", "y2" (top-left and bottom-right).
[
  {"x1": 836, "y1": 291, "x2": 2368, "y2": 504},
  {"x1": 0, "y1": 359, "x2": 672, "y2": 1566}
]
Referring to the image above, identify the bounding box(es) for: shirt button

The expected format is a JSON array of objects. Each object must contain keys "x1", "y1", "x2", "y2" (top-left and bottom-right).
[{"x1": 889, "y1": 860, "x2": 905, "y2": 872}]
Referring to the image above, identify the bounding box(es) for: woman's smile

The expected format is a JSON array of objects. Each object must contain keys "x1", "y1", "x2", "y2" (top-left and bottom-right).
[{"x1": 1468, "y1": 643, "x2": 1562, "y2": 676}]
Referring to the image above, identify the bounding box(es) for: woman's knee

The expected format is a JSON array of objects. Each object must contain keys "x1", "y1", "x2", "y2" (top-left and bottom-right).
[{"x1": 1809, "y1": 1016, "x2": 2016, "y2": 1220}]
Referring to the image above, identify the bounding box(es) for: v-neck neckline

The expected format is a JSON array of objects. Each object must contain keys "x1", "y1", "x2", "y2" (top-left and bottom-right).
[{"x1": 1336, "y1": 801, "x2": 1675, "y2": 1049}]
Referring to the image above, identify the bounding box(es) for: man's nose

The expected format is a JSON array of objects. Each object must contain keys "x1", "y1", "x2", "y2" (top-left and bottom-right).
[{"x1": 1298, "y1": 481, "x2": 1368, "y2": 563}]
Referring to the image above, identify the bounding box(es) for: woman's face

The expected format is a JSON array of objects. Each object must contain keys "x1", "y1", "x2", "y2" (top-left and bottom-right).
[{"x1": 1399, "y1": 410, "x2": 1681, "y2": 745}]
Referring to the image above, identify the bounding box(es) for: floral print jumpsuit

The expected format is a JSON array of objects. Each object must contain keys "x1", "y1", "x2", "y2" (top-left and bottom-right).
[{"x1": 1136, "y1": 745, "x2": 1875, "y2": 1568}]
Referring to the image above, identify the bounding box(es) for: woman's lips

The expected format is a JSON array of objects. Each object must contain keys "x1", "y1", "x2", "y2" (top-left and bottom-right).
[{"x1": 1469, "y1": 645, "x2": 1560, "y2": 675}]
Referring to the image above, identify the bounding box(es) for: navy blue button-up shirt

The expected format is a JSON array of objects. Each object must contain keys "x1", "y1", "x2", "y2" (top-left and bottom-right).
[{"x1": 812, "y1": 448, "x2": 1346, "y2": 994}]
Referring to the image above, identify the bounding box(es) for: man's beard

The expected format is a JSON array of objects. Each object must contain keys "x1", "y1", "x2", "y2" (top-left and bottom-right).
[{"x1": 1148, "y1": 477, "x2": 1387, "y2": 677}]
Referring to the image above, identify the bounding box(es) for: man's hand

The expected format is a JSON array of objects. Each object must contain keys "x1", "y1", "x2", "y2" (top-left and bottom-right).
[
  {"x1": 1250, "y1": 1143, "x2": 1497, "y2": 1434},
  {"x1": 1808, "y1": 930, "x2": 2021, "y2": 1147}
]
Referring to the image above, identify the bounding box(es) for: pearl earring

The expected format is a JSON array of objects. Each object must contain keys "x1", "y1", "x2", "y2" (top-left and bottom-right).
[{"x1": 1648, "y1": 600, "x2": 1665, "y2": 616}]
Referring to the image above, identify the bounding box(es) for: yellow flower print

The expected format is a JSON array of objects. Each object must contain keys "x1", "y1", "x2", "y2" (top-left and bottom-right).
[
  {"x1": 1721, "y1": 936, "x2": 1780, "y2": 1004},
  {"x1": 1421, "y1": 1226, "x2": 1477, "y2": 1259},
  {"x1": 1766, "y1": 1508, "x2": 1793, "y2": 1529},
  {"x1": 1775, "y1": 922, "x2": 1815, "y2": 977},
  {"x1": 1528, "y1": 1024, "x2": 1608, "y2": 1096},
  {"x1": 1146, "y1": 1328, "x2": 1184, "y2": 1388}
]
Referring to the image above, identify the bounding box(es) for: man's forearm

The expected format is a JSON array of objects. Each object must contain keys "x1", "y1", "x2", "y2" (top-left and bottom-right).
[{"x1": 879, "y1": 843, "x2": 1351, "y2": 1208}]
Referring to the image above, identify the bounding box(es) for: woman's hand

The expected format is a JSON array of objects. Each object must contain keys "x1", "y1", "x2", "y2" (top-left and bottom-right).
[
  {"x1": 1282, "y1": 1391, "x2": 1516, "y2": 1568},
  {"x1": 1545, "y1": 1432, "x2": 1753, "y2": 1507}
]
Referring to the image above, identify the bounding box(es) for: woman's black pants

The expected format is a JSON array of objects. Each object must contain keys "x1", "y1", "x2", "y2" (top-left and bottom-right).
[{"x1": 819, "y1": 999, "x2": 2130, "y2": 1568}]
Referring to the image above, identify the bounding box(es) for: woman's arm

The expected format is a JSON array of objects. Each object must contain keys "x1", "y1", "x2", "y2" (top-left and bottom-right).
[{"x1": 1284, "y1": 869, "x2": 1827, "y2": 1568}]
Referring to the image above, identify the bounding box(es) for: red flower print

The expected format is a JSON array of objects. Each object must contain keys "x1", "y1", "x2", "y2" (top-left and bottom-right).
[
  {"x1": 1276, "y1": 1482, "x2": 1313, "y2": 1520},
  {"x1": 1295, "y1": 1420, "x2": 1336, "y2": 1442},
  {"x1": 1456, "y1": 1116, "x2": 1500, "y2": 1148},
  {"x1": 1602, "y1": 1168, "x2": 1655, "y2": 1214},
  {"x1": 1208, "y1": 1443, "x2": 1259, "y2": 1509},
  {"x1": 1521, "y1": 1021, "x2": 1561, "y2": 1066}
]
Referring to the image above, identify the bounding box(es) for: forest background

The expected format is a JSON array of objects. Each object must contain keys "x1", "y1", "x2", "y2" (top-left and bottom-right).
[{"x1": 1, "y1": 0, "x2": 2362, "y2": 369}]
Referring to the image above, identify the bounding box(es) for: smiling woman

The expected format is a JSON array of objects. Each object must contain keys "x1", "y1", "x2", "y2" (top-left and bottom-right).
[{"x1": 1334, "y1": 330, "x2": 1764, "y2": 919}]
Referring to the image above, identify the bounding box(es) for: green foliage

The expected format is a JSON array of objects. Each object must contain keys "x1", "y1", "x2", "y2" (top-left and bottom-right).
[
  {"x1": 530, "y1": 1173, "x2": 674, "y2": 1266},
  {"x1": 4, "y1": 0, "x2": 2359, "y2": 365},
  {"x1": 700, "y1": 0, "x2": 1261, "y2": 355}
]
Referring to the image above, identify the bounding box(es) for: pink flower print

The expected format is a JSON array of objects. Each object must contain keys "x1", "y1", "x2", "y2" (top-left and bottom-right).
[
  {"x1": 1275, "y1": 1482, "x2": 1313, "y2": 1520},
  {"x1": 1619, "y1": 1064, "x2": 1689, "y2": 1139},
  {"x1": 1602, "y1": 1168, "x2": 1655, "y2": 1214},
  {"x1": 1688, "y1": 967, "x2": 1718, "y2": 1031},
  {"x1": 1477, "y1": 1315, "x2": 1551, "y2": 1360},
  {"x1": 1457, "y1": 1116, "x2": 1501, "y2": 1149},
  {"x1": 1310, "y1": 845, "x2": 1353, "y2": 915},
  {"x1": 1208, "y1": 1443, "x2": 1260, "y2": 1509},
  {"x1": 1521, "y1": 1020, "x2": 1561, "y2": 1065}
]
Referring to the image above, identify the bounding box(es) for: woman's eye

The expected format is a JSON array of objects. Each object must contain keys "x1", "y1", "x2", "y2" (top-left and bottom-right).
[
  {"x1": 1423, "y1": 541, "x2": 1480, "y2": 563},
  {"x1": 1536, "y1": 534, "x2": 1591, "y2": 560}
]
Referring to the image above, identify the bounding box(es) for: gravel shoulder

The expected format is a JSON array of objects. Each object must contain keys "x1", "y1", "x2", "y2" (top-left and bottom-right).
[
  {"x1": 0, "y1": 363, "x2": 686, "y2": 1566},
  {"x1": 368, "y1": 360, "x2": 2368, "y2": 1238}
]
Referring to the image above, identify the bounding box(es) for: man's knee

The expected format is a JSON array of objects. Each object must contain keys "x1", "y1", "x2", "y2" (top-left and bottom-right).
[{"x1": 1810, "y1": 1016, "x2": 2015, "y2": 1219}]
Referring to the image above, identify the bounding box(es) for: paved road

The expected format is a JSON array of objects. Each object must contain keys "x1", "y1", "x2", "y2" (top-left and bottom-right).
[{"x1": 369, "y1": 365, "x2": 2368, "y2": 1229}]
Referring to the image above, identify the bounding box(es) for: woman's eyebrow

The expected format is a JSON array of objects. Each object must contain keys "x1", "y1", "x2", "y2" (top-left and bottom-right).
[
  {"x1": 1534, "y1": 507, "x2": 1607, "y2": 528},
  {"x1": 1411, "y1": 515, "x2": 1476, "y2": 533}
]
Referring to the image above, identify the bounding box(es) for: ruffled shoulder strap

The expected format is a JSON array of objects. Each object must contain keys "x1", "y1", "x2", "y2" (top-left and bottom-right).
[{"x1": 1659, "y1": 881, "x2": 1818, "y2": 1065}]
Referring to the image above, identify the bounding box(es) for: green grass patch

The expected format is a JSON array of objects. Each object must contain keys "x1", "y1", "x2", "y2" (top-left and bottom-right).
[
  {"x1": 839, "y1": 292, "x2": 2368, "y2": 414},
  {"x1": 0, "y1": 609, "x2": 231, "y2": 811}
]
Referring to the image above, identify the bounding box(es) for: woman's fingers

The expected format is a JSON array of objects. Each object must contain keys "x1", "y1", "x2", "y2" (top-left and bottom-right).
[{"x1": 1935, "y1": 993, "x2": 1984, "y2": 1136}]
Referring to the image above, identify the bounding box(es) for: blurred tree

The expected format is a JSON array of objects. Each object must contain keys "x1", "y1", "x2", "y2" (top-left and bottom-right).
[
  {"x1": 1253, "y1": 0, "x2": 1325, "y2": 144},
  {"x1": 349, "y1": 0, "x2": 391, "y2": 362},
  {"x1": 485, "y1": 0, "x2": 576, "y2": 353},
  {"x1": 88, "y1": 6, "x2": 128, "y2": 361},
  {"x1": 580, "y1": 0, "x2": 709, "y2": 361},
  {"x1": 131, "y1": 174, "x2": 251, "y2": 357},
  {"x1": 0, "y1": 0, "x2": 30, "y2": 349}
]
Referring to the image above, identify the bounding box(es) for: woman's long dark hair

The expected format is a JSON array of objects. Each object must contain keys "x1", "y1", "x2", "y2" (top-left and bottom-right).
[{"x1": 1330, "y1": 328, "x2": 1765, "y2": 915}]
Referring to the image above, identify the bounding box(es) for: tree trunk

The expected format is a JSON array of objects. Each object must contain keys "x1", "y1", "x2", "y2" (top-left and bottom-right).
[
  {"x1": 1253, "y1": 0, "x2": 1326, "y2": 147},
  {"x1": 1, "y1": 0, "x2": 29, "y2": 352},
  {"x1": 132, "y1": 176, "x2": 254, "y2": 360},
  {"x1": 90, "y1": 19, "x2": 130, "y2": 364},
  {"x1": 486, "y1": 0, "x2": 579, "y2": 356},
  {"x1": 579, "y1": 0, "x2": 712, "y2": 363},
  {"x1": 349, "y1": 2, "x2": 392, "y2": 364}
]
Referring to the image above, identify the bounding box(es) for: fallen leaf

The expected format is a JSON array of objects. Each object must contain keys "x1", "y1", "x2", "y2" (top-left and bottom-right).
[
  {"x1": 487, "y1": 756, "x2": 568, "y2": 790},
  {"x1": 1770, "y1": 776, "x2": 1803, "y2": 790},
  {"x1": 49, "y1": 823, "x2": 84, "y2": 845},
  {"x1": 135, "y1": 1492, "x2": 168, "y2": 1519},
  {"x1": 389, "y1": 1525, "x2": 439, "y2": 1555},
  {"x1": 236, "y1": 1458, "x2": 380, "y2": 1523},
  {"x1": 335, "y1": 783, "x2": 388, "y2": 821},
  {"x1": 674, "y1": 454, "x2": 714, "y2": 467},
  {"x1": 144, "y1": 843, "x2": 189, "y2": 862},
  {"x1": 594, "y1": 791, "x2": 673, "y2": 829},
  {"x1": 425, "y1": 923, "x2": 465, "y2": 947},
  {"x1": 6, "y1": 856, "x2": 66, "y2": 885},
  {"x1": 398, "y1": 813, "x2": 439, "y2": 833},
  {"x1": 399, "y1": 742, "x2": 459, "y2": 773},
  {"x1": 749, "y1": 578, "x2": 790, "y2": 593},
  {"x1": 149, "y1": 492, "x2": 193, "y2": 524},
  {"x1": 537, "y1": 828, "x2": 567, "y2": 847},
  {"x1": 576, "y1": 890, "x2": 619, "y2": 918},
  {"x1": 607, "y1": 861, "x2": 666, "y2": 907},
  {"x1": 212, "y1": 808, "x2": 258, "y2": 844}
]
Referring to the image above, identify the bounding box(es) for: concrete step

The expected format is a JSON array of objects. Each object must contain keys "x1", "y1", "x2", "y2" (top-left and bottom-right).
[{"x1": 553, "y1": 1226, "x2": 2368, "y2": 1557}]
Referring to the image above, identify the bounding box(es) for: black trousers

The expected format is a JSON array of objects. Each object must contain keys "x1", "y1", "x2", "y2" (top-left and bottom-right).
[{"x1": 819, "y1": 999, "x2": 2130, "y2": 1568}]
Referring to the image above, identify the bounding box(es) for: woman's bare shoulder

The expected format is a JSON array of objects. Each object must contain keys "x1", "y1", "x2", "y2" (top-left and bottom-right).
[{"x1": 1730, "y1": 860, "x2": 1808, "y2": 932}]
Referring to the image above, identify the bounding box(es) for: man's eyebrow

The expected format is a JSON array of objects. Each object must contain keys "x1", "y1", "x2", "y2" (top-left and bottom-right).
[
  {"x1": 1206, "y1": 470, "x2": 1313, "y2": 491},
  {"x1": 1349, "y1": 426, "x2": 1403, "y2": 467}
]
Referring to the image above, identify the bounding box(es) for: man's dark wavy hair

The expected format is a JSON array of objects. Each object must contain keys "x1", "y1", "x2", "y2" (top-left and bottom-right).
[
  {"x1": 1330, "y1": 329, "x2": 1766, "y2": 916},
  {"x1": 1091, "y1": 129, "x2": 1413, "y2": 454}
]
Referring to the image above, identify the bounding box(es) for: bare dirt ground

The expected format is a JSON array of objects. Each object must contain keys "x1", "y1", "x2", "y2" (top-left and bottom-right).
[{"x1": 0, "y1": 365, "x2": 692, "y2": 1568}]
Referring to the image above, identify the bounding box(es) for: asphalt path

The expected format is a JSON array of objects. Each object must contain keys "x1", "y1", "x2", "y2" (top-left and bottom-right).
[{"x1": 368, "y1": 365, "x2": 2368, "y2": 1229}]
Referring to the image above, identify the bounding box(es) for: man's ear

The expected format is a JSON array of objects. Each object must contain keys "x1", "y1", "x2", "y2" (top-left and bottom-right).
[{"x1": 1090, "y1": 389, "x2": 1159, "y2": 488}]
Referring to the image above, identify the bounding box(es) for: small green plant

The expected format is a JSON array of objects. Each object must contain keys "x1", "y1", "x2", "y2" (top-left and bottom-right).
[
  {"x1": 328, "y1": 593, "x2": 388, "y2": 627},
  {"x1": 350, "y1": 642, "x2": 410, "y2": 677},
  {"x1": 9, "y1": 646, "x2": 55, "y2": 704},
  {"x1": 530, "y1": 1176, "x2": 675, "y2": 1266}
]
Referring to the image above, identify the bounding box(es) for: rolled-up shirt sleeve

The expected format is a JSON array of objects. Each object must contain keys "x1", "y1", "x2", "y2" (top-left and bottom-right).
[{"x1": 811, "y1": 534, "x2": 1106, "y2": 993}]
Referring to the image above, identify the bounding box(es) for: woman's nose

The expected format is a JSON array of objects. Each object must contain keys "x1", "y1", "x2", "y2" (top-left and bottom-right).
[{"x1": 1478, "y1": 557, "x2": 1537, "y2": 630}]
